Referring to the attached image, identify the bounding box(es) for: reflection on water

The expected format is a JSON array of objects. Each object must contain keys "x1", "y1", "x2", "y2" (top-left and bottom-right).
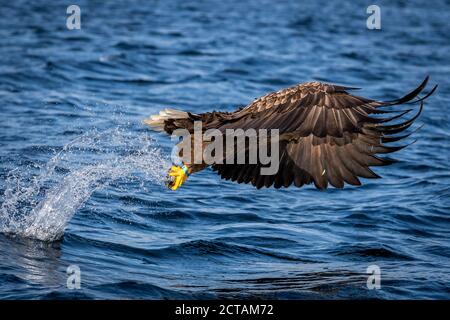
[{"x1": 0, "y1": 234, "x2": 64, "y2": 292}]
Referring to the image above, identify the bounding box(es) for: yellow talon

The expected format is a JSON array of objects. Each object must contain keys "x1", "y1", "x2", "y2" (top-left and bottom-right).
[{"x1": 166, "y1": 165, "x2": 189, "y2": 191}]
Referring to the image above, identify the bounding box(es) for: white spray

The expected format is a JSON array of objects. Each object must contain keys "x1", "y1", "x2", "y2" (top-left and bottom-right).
[{"x1": 0, "y1": 127, "x2": 170, "y2": 242}]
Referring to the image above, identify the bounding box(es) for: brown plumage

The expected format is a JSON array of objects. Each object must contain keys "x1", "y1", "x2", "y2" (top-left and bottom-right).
[{"x1": 145, "y1": 77, "x2": 436, "y2": 190}]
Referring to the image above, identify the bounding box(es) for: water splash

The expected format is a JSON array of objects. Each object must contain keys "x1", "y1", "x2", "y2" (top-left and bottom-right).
[{"x1": 0, "y1": 126, "x2": 170, "y2": 242}]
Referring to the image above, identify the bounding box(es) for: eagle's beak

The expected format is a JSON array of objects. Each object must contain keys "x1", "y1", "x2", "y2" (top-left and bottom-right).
[{"x1": 166, "y1": 165, "x2": 189, "y2": 191}]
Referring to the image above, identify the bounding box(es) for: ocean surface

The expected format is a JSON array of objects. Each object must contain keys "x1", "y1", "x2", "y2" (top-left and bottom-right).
[{"x1": 0, "y1": 0, "x2": 449, "y2": 299}]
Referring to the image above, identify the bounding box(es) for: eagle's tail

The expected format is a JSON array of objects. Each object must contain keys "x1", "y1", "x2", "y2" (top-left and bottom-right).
[{"x1": 143, "y1": 108, "x2": 190, "y2": 132}]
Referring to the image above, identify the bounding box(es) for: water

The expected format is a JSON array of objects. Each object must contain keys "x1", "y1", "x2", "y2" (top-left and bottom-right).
[
  {"x1": 0, "y1": 0, "x2": 449, "y2": 299},
  {"x1": 1, "y1": 128, "x2": 168, "y2": 241}
]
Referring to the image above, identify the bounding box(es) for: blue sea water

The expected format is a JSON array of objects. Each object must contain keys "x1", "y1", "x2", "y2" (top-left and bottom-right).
[{"x1": 0, "y1": 0, "x2": 449, "y2": 299}]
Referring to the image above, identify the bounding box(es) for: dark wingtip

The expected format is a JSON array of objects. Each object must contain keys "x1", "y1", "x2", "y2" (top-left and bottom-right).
[
  {"x1": 345, "y1": 86, "x2": 362, "y2": 91},
  {"x1": 376, "y1": 108, "x2": 413, "y2": 123},
  {"x1": 333, "y1": 84, "x2": 361, "y2": 92},
  {"x1": 380, "y1": 123, "x2": 424, "y2": 143},
  {"x1": 376, "y1": 101, "x2": 423, "y2": 134},
  {"x1": 382, "y1": 76, "x2": 430, "y2": 106},
  {"x1": 407, "y1": 84, "x2": 438, "y2": 104},
  {"x1": 377, "y1": 156, "x2": 398, "y2": 166}
]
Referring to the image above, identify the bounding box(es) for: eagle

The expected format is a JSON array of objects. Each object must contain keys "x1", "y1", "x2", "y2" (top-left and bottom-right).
[{"x1": 144, "y1": 77, "x2": 436, "y2": 191}]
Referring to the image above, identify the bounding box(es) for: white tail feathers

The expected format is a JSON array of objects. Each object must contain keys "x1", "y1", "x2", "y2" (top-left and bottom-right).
[{"x1": 143, "y1": 108, "x2": 189, "y2": 132}]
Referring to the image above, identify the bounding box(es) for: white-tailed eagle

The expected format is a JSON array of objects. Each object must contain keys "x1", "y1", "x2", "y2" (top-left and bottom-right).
[{"x1": 145, "y1": 77, "x2": 436, "y2": 190}]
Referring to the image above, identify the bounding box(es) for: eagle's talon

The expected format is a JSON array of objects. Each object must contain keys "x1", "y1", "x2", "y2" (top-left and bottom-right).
[{"x1": 166, "y1": 165, "x2": 188, "y2": 191}]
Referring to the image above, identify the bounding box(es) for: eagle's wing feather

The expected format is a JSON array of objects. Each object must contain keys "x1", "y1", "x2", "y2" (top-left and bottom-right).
[{"x1": 212, "y1": 77, "x2": 433, "y2": 189}]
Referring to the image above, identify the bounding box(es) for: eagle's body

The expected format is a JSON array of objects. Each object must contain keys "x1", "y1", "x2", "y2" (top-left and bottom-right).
[{"x1": 145, "y1": 78, "x2": 435, "y2": 190}]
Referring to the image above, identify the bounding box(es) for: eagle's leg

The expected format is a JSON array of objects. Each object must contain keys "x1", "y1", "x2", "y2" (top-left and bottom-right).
[
  {"x1": 167, "y1": 137, "x2": 210, "y2": 190},
  {"x1": 166, "y1": 164, "x2": 190, "y2": 191},
  {"x1": 166, "y1": 163, "x2": 208, "y2": 191}
]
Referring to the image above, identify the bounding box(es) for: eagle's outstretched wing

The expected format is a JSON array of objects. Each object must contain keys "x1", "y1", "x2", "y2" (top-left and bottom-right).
[{"x1": 211, "y1": 77, "x2": 436, "y2": 189}]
